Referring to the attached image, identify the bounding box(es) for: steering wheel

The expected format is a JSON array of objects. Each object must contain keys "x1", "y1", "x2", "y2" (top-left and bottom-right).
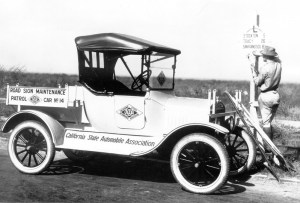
[{"x1": 131, "y1": 70, "x2": 152, "y2": 90}]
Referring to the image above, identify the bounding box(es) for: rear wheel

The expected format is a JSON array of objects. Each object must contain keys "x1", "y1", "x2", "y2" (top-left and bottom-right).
[
  {"x1": 225, "y1": 126, "x2": 256, "y2": 176},
  {"x1": 8, "y1": 121, "x2": 55, "y2": 174},
  {"x1": 170, "y1": 133, "x2": 229, "y2": 194},
  {"x1": 63, "y1": 149, "x2": 95, "y2": 162}
]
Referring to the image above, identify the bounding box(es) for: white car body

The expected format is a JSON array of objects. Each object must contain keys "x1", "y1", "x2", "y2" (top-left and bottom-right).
[{"x1": 4, "y1": 85, "x2": 228, "y2": 156}]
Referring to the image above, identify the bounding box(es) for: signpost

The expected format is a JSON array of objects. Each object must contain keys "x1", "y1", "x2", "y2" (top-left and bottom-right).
[
  {"x1": 242, "y1": 15, "x2": 266, "y2": 147},
  {"x1": 242, "y1": 15, "x2": 266, "y2": 119}
]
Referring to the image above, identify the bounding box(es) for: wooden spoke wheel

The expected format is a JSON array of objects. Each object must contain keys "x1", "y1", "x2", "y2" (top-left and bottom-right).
[
  {"x1": 8, "y1": 121, "x2": 55, "y2": 174},
  {"x1": 170, "y1": 133, "x2": 229, "y2": 194}
]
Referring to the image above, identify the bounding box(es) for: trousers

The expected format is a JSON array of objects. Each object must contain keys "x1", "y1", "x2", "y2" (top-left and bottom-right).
[{"x1": 258, "y1": 90, "x2": 280, "y2": 128}]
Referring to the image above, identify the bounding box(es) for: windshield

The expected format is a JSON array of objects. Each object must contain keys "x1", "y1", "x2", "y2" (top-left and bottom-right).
[
  {"x1": 149, "y1": 53, "x2": 175, "y2": 90},
  {"x1": 114, "y1": 53, "x2": 176, "y2": 91}
]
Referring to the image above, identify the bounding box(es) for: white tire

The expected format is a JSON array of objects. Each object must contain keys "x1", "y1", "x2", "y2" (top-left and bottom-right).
[
  {"x1": 8, "y1": 121, "x2": 55, "y2": 174},
  {"x1": 170, "y1": 133, "x2": 229, "y2": 194}
]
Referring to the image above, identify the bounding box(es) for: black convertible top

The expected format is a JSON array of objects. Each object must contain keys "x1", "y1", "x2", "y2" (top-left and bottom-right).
[{"x1": 75, "y1": 33, "x2": 181, "y2": 55}]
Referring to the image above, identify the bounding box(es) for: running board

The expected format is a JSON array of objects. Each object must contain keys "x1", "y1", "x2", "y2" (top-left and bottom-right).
[{"x1": 224, "y1": 91, "x2": 296, "y2": 182}]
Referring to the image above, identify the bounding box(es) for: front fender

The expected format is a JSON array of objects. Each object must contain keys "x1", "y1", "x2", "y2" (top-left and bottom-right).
[
  {"x1": 166, "y1": 122, "x2": 229, "y2": 136},
  {"x1": 1, "y1": 110, "x2": 65, "y2": 145},
  {"x1": 131, "y1": 122, "x2": 229, "y2": 156}
]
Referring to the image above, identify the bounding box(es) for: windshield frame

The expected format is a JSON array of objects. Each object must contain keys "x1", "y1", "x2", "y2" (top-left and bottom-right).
[{"x1": 77, "y1": 49, "x2": 177, "y2": 94}]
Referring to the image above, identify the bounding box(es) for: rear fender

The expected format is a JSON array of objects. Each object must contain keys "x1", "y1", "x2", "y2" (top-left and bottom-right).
[{"x1": 1, "y1": 110, "x2": 65, "y2": 145}]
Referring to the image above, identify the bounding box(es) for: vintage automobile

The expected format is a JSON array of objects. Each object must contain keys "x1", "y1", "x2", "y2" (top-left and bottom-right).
[{"x1": 1, "y1": 33, "x2": 257, "y2": 194}]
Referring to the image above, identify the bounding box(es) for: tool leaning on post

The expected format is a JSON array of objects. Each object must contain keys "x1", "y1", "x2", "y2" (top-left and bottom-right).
[{"x1": 225, "y1": 91, "x2": 296, "y2": 183}]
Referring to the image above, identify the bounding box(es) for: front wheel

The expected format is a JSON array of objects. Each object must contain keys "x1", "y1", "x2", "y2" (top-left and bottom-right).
[
  {"x1": 225, "y1": 126, "x2": 256, "y2": 176},
  {"x1": 8, "y1": 121, "x2": 55, "y2": 174},
  {"x1": 170, "y1": 133, "x2": 229, "y2": 194}
]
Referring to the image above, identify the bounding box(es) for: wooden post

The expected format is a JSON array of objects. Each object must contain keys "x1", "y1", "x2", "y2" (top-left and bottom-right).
[
  {"x1": 249, "y1": 15, "x2": 264, "y2": 145},
  {"x1": 249, "y1": 15, "x2": 260, "y2": 119}
]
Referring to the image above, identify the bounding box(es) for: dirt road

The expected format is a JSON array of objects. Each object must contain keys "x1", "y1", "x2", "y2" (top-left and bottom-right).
[{"x1": 0, "y1": 145, "x2": 299, "y2": 202}]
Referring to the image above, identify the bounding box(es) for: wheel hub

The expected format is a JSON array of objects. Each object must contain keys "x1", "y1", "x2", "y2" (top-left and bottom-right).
[
  {"x1": 227, "y1": 146, "x2": 236, "y2": 156},
  {"x1": 26, "y1": 145, "x2": 38, "y2": 154}
]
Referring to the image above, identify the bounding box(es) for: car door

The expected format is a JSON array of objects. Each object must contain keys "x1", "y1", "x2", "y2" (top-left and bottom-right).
[
  {"x1": 83, "y1": 88, "x2": 146, "y2": 131},
  {"x1": 114, "y1": 95, "x2": 145, "y2": 130}
]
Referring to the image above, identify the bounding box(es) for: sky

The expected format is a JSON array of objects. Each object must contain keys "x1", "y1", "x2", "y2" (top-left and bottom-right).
[{"x1": 0, "y1": 0, "x2": 300, "y2": 83}]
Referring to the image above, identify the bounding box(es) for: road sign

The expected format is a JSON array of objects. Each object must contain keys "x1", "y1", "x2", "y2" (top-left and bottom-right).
[{"x1": 243, "y1": 26, "x2": 266, "y2": 51}]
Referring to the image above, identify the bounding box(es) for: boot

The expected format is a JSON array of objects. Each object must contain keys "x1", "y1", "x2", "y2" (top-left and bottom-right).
[{"x1": 263, "y1": 126, "x2": 273, "y2": 154}]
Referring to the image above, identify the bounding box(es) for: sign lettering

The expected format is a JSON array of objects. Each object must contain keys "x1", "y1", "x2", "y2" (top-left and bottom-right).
[
  {"x1": 65, "y1": 131, "x2": 156, "y2": 147},
  {"x1": 7, "y1": 86, "x2": 68, "y2": 107},
  {"x1": 243, "y1": 27, "x2": 266, "y2": 51}
]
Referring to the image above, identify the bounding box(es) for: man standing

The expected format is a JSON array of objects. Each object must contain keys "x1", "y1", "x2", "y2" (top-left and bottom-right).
[{"x1": 250, "y1": 46, "x2": 282, "y2": 141}]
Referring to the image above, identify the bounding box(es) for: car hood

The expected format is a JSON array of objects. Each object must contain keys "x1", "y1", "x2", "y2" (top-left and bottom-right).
[
  {"x1": 149, "y1": 91, "x2": 211, "y2": 125},
  {"x1": 165, "y1": 96, "x2": 210, "y2": 123}
]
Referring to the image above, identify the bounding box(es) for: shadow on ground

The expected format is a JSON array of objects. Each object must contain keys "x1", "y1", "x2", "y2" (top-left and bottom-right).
[
  {"x1": 45, "y1": 154, "x2": 176, "y2": 183},
  {"x1": 43, "y1": 153, "x2": 252, "y2": 195}
]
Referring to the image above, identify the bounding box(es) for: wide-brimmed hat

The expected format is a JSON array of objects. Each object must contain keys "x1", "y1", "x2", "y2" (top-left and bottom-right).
[
  {"x1": 261, "y1": 46, "x2": 278, "y2": 56},
  {"x1": 253, "y1": 46, "x2": 278, "y2": 57}
]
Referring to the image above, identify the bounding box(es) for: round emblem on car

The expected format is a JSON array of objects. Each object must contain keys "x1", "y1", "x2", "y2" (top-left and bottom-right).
[
  {"x1": 29, "y1": 95, "x2": 41, "y2": 104},
  {"x1": 117, "y1": 104, "x2": 142, "y2": 121}
]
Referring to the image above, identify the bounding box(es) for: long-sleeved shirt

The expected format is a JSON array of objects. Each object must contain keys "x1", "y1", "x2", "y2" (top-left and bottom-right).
[{"x1": 253, "y1": 60, "x2": 282, "y2": 92}]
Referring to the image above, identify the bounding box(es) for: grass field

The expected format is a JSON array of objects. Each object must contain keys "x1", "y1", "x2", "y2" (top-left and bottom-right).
[{"x1": 1, "y1": 67, "x2": 300, "y2": 120}]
